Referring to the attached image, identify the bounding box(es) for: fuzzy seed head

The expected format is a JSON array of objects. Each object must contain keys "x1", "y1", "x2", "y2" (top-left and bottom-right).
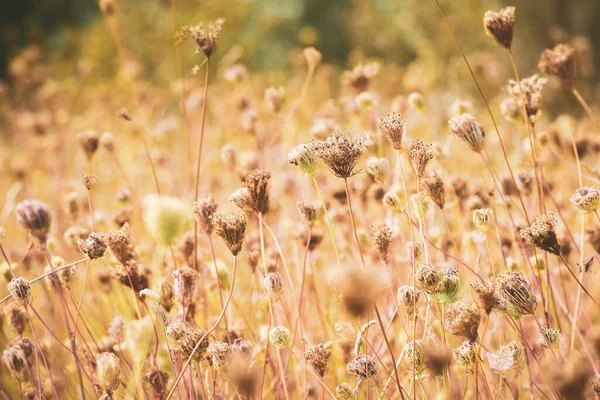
[
  {"x1": 269, "y1": 325, "x2": 292, "y2": 349},
  {"x1": 494, "y1": 272, "x2": 537, "y2": 318},
  {"x1": 454, "y1": 340, "x2": 477, "y2": 374},
  {"x1": 16, "y1": 199, "x2": 52, "y2": 244},
  {"x1": 397, "y1": 285, "x2": 420, "y2": 316},
  {"x1": 483, "y1": 7, "x2": 516, "y2": 48},
  {"x1": 297, "y1": 200, "x2": 321, "y2": 229},
  {"x1": 448, "y1": 113, "x2": 485, "y2": 153},
  {"x1": 410, "y1": 192, "x2": 430, "y2": 219},
  {"x1": 77, "y1": 130, "x2": 100, "y2": 160},
  {"x1": 536, "y1": 326, "x2": 561, "y2": 352},
  {"x1": 96, "y1": 352, "x2": 120, "y2": 392},
  {"x1": 416, "y1": 263, "x2": 439, "y2": 293},
  {"x1": 243, "y1": 169, "x2": 272, "y2": 214},
  {"x1": 366, "y1": 157, "x2": 389, "y2": 183},
  {"x1": 172, "y1": 266, "x2": 198, "y2": 308},
  {"x1": 487, "y1": 340, "x2": 525, "y2": 374},
  {"x1": 383, "y1": 191, "x2": 403, "y2": 213},
  {"x1": 303, "y1": 47, "x2": 322, "y2": 69},
  {"x1": 505, "y1": 74, "x2": 548, "y2": 124},
  {"x1": 5, "y1": 303, "x2": 27, "y2": 335},
  {"x1": 207, "y1": 341, "x2": 232, "y2": 374},
  {"x1": 335, "y1": 383, "x2": 354, "y2": 399},
  {"x1": 473, "y1": 208, "x2": 494, "y2": 233},
  {"x1": 3, "y1": 345, "x2": 28, "y2": 381},
  {"x1": 434, "y1": 267, "x2": 460, "y2": 305}
]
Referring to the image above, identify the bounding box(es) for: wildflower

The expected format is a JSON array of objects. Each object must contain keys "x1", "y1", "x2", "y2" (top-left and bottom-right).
[
  {"x1": 397, "y1": 285, "x2": 420, "y2": 316},
  {"x1": 342, "y1": 62, "x2": 380, "y2": 93},
  {"x1": 269, "y1": 325, "x2": 292, "y2": 349},
  {"x1": 505, "y1": 74, "x2": 548, "y2": 124},
  {"x1": 193, "y1": 195, "x2": 218, "y2": 235},
  {"x1": 408, "y1": 139, "x2": 433, "y2": 177},
  {"x1": 422, "y1": 171, "x2": 445, "y2": 209},
  {"x1": 407, "y1": 92, "x2": 425, "y2": 113},
  {"x1": 310, "y1": 130, "x2": 373, "y2": 178},
  {"x1": 207, "y1": 341, "x2": 232, "y2": 373},
  {"x1": 383, "y1": 191, "x2": 403, "y2": 213},
  {"x1": 179, "y1": 327, "x2": 210, "y2": 363},
  {"x1": 448, "y1": 113, "x2": 485, "y2": 153},
  {"x1": 378, "y1": 112, "x2": 404, "y2": 149},
  {"x1": 416, "y1": 263, "x2": 439, "y2": 293},
  {"x1": 77, "y1": 232, "x2": 107, "y2": 260},
  {"x1": 264, "y1": 272, "x2": 284, "y2": 301},
  {"x1": 536, "y1": 326, "x2": 561, "y2": 352},
  {"x1": 494, "y1": 272, "x2": 537, "y2": 318},
  {"x1": 213, "y1": 212, "x2": 247, "y2": 256},
  {"x1": 369, "y1": 224, "x2": 392, "y2": 261},
  {"x1": 519, "y1": 212, "x2": 561, "y2": 255},
  {"x1": 81, "y1": 174, "x2": 97, "y2": 190},
  {"x1": 303, "y1": 47, "x2": 322, "y2": 69},
  {"x1": 297, "y1": 200, "x2": 321, "y2": 229},
  {"x1": 538, "y1": 44, "x2": 576, "y2": 89},
  {"x1": 143, "y1": 194, "x2": 192, "y2": 246},
  {"x1": 473, "y1": 208, "x2": 494, "y2": 233},
  {"x1": 454, "y1": 340, "x2": 477, "y2": 374},
  {"x1": 178, "y1": 19, "x2": 225, "y2": 58},
  {"x1": 483, "y1": 7, "x2": 516, "y2": 49},
  {"x1": 243, "y1": 169, "x2": 271, "y2": 214},
  {"x1": 445, "y1": 302, "x2": 480, "y2": 341},
  {"x1": 471, "y1": 280, "x2": 501, "y2": 315},
  {"x1": 172, "y1": 266, "x2": 197, "y2": 308},
  {"x1": 3, "y1": 346, "x2": 28, "y2": 381},
  {"x1": 95, "y1": 352, "x2": 120, "y2": 393},
  {"x1": 434, "y1": 267, "x2": 460, "y2": 304},
  {"x1": 5, "y1": 303, "x2": 27, "y2": 335},
  {"x1": 106, "y1": 223, "x2": 133, "y2": 265},
  {"x1": 288, "y1": 144, "x2": 321, "y2": 177},
  {"x1": 366, "y1": 157, "x2": 389, "y2": 183},
  {"x1": 403, "y1": 340, "x2": 426, "y2": 374},
  {"x1": 229, "y1": 188, "x2": 253, "y2": 212},
  {"x1": 16, "y1": 199, "x2": 52, "y2": 244},
  {"x1": 571, "y1": 186, "x2": 600, "y2": 213},
  {"x1": 77, "y1": 130, "x2": 100, "y2": 160},
  {"x1": 346, "y1": 355, "x2": 378, "y2": 380},
  {"x1": 8, "y1": 277, "x2": 30, "y2": 306},
  {"x1": 488, "y1": 340, "x2": 525, "y2": 374},
  {"x1": 304, "y1": 341, "x2": 333, "y2": 377},
  {"x1": 336, "y1": 383, "x2": 354, "y2": 399}
]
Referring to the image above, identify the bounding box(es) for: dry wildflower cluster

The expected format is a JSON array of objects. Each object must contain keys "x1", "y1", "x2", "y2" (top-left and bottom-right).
[{"x1": 1, "y1": 2, "x2": 600, "y2": 400}]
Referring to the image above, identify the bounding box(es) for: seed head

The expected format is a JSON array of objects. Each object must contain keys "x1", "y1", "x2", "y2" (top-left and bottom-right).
[
  {"x1": 5, "y1": 303, "x2": 27, "y2": 335},
  {"x1": 95, "y1": 352, "x2": 120, "y2": 392},
  {"x1": 77, "y1": 130, "x2": 100, "y2": 160},
  {"x1": 378, "y1": 112, "x2": 404, "y2": 150},
  {"x1": 310, "y1": 130, "x2": 373, "y2": 178},
  {"x1": 77, "y1": 232, "x2": 107, "y2": 260},
  {"x1": 571, "y1": 186, "x2": 600, "y2": 213},
  {"x1": 383, "y1": 191, "x2": 403, "y2": 213},
  {"x1": 473, "y1": 208, "x2": 494, "y2": 233},
  {"x1": 243, "y1": 169, "x2": 271, "y2": 214},
  {"x1": 269, "y1": 325, "x2": 292, "y2": 349},
  {"x1": 416, "y1": 263, "x2": 439, "y2": 293},
  {"x1": 179, "y1": 327, "x2": 210, "y2": 363},
  {"x1": 483, "y1": 7, "x2": 516, "y2": 49},
  {"x1": 207, "y1": 341, "x2": 232, "y2": 374},
  {"x1": 445, "y1": 302, "x2": 480, "y2": 341},
  {"x1": 454, "y1": 340, "x2": 477, "y2": 374},
  {"x1": 346, "y1": 355, "x2": 378, "y2": 380},
  {"x1": 193, "y1": 195, "x2": 218, "y2": 235},
  {"x1": 303, "y1": 47, "x2": 322, "y2": 69},
  {"x1": 397, "y1": 285, "x2": 420, "y2": 316},
  {"x1": 264, "y1": 272, "x2": 284, "y2": 302},
  {"x1": 366, "y1": 157, "x2": 389, "y2": 183},
  {"x1": 448, "y1": 113, "x2": 485, "y2": 153},
  {"x1": 538, "y1": 44, "x2": 576, "y2": 89},
  {"x1": 335, "y1": 383, "x2": 354, "y2": 400},
  {"x1": 494, "y1": 272, "x2": 537, "y2": 318},
  {"x1": 471, "y1": 280, "x2": 501, "y2": 315},
  {"x1": 297, "y1": 200, "x2": 321, "y2": 229},
  {"x1": 403, "y1": 340, "x2": 426, "y2": 374},
  {"x1": 487, "y1": 340, "x2": 525, "y2": 375},
  {"x1": 369, "y1": 224, "x2": 392, "y2": 261},
  {"x1": 422, "y1": 171, "x2": 445, "y2": 209},
  {"x1": 8, "y1": 277, "x2": 31, "y2": 306},
  {"x1": 304, "y1": 341, "x2": 333, "y2": 377},
  {"x1": 3, "y1": 345, "x2": 28, "y2": 381},
  {"x1": 536, "y1": 326, "x2": 561, "y2": 353},
  {"x1": 178, "y1": 19, "x2": 225, "y2": 58},
  {"x1": 213, "y1": 212, "x2": 247, "y2": 256},
  {"x1": 519, "y1": 212, "x2": 561, "y2": 255},
  {"x1": 408, "y1": 139, "x2": 433, "y2": 178},
  {"x1": 16, "y1": 199, "x2": 52, "y2": 244},
  {"x1": 434, "y1": 267, "x2": 460, "y2": 304},
  {"x1": 288, "y1": 144, "x2": 321, "y2": 177},
  {"x1": 342, "y1": 62, "x2": 380, "y2": 93},
  {"x1": 505, "y1": 74, "x2": 548, "y2": 124},
  {"x1": 106, "y1": 223, "x2": 133, "y2": 265},
  {"x1": 144, "y1": 368, "x2": 169, "y2": 399},
  {"x1": 172, "y1": 266, "x2": 198, "y2": 308}
]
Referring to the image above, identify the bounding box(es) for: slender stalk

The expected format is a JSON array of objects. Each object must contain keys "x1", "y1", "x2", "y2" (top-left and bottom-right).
[
  {"x1": 572, "y1": 87, "x2": 599, "y2": 127},
  {"x1": 208, "y1": 235, "x2": 231, "y2": 343},
  {"x1": 312, "y1": 177, "x2": 341, "y2": 268}
]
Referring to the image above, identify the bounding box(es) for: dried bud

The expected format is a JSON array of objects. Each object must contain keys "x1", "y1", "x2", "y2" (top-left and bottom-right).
[
  {"x1": 179, "y1": 327, "x2": 210, "y2": 363},
  {"x1": 16, "y1": 199, "x2": 52, "y2": 244},
  {"x1": 416, "y1": 263, "x2": 439, "y2": 293},
  {"x1": 243, "y1": 169, "x2": 271, "y2": 214},
  {"x1": 519, "y1": 212, "x2": 560, "y2": 255},
  {"x1": 366, "y1": 157, "x2": 389, "y2": 183},
  {"x1": 193, "y1": 195, "x2": 218, "y2": 235},
  {"x1": 303, "y1": 47, "x2": 322, "y2": 69},
  {"x1": 494, "y1": 272, "x2": 537, "y2": 318},
  {"x1": 346, "y1": 355, "x2": 378, "y2": 380},
  {"x1": 178, "y1": 19, "x2": 225, "y2": 58},
  {"x1": 335, "y1": 383, "x2": 354, "y2": 400},
  {"x1": 95, "y1": 352, "x2": 120, "y2": 392},
  {"x1": 269, "y1": 325, "x2": 292, "y2": 349},
  {"x1": 454, "y1": 340, "x2": 477, "y2": 374},
  {"x1": 8, "y1": 277, "x2": 31, "y2": 306},
  {"x1": 81, "y1": 174, "x2": 98, "y2": 190},
  {"x1": 3, "y1": 345, "x2": 28, "y2": 381},
  {"x1": 369, "y1": 224, "x2": 392, "y2": 261},
  {"x1": 397, "y1": 285, "x2": 420, "y2": 316},
  {"x1": 77, "y1": 232, "x2": 107, "y2": 260},
  {"x1": 403, "y1": 340, "x2": 426, "y2": 374},
  {"x1": 304, "y1": 341, "x2": 332, "y2": 377},
  {"x1": 207, "y1": 341, "x2": 232, "y2": 374},
  {"x1": 571, "y1": 186, "x2": 600, "y2": 213},
  {"x1": 538, "y1": 44, "x2": 576, "y2": 90},
  {"x1": 446, "y1": 302, "x2": 480, "y2": 342},
  {"x1": 536, "y1": 326, "x2": 561, "y2": 352},
  {"x1": 473, "y1": 208, "x2": 493, "y2": 232},
  {"x1": 408, "y1": 139, "x2": 433, "y2": 178},
  {"x1": 483, "y1": 7, "x2": 516, "y2": 49},
  {"x1": 407, "y1": 92, "x2": 425, "y2": 113},
  {"x1": 288, "y1": 144, "x2": 321, "y2": 177},
  {"x1": 378, "y1": 112, "x2": 404, "y2": 150},
  {"x1": 434, "y1": 267, "x2": 460, "y2": 304},
  {"x1": 172, "y1": 266, "x2": 198, "y2": 308},
  {"x1": 383, "y1": 191, "x2": 403, "y2": 213},
  {"x1": 448, "y1": 113, "x2": 485, "y2": 153},
  {"x1": 144, "y1": 368, "x2": 169, "y2": 398},
  {"x1": 5, "y1": 303, "x2": 27, "y2": 335},
  {"x1": 264, "y1": 272, "x2": 284, "y2": 302},
  {"x1": 213, "y1": 212, "x2": 247, "y2": 256},
  {"x1": 505, "y1": 74, "x2": 548, "y2": 124},
  {"x1": 470, "y1": 280, "x2": 499, "y2": 315},
  {"x1": 297, "y1": 200, "x2": 321, "y2": 229},
  {"x1": 77, "y1": 130, "x2": 100, "y2": 160},
  {"x1": 422, "y1": 171, "x2": 445, "y2": 209},
  {"x1": 310, "y1": 130, "x2": 373, "y2": 178}
]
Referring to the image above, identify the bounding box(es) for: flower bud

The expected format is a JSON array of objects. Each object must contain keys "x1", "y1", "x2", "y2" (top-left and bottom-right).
[{"x1": 269, "y1": 325, "x2": 292, "y2": 349}]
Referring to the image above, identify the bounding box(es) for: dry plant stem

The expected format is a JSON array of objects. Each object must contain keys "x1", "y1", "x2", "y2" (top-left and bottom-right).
[
  {"x1": 558, "y1": 254, "x2": 598, "y2": 305},
  {"x1": 572, "y1": 87, "x2": 600, "y2": 127},
  {"x1": 208, "y1": 235, "x2": 231, "y2": 342},
  {"x1": 165, "y1": 254, "x2": 238, "y2": 400},
  {"x1": 270, "y1": 302, "x2": 290, "y2": 400},
  {"x1": 434, "y1": 0, "x2": 529, "y2": 223},
  {"x1": 24, "y1": 308, "x2": 58, "y2": 398},
  {"x1": 342, "y1": 177, "x2": 406, "y2": 399},
  {"x1": 193, "y1": 58, "x2": 211, "y2": 271},
  {"x1": 312, "y1": 177, "x2": 341, "y2": 268}
]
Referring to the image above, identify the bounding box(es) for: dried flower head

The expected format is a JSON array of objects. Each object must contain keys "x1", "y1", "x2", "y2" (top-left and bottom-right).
[
  {"x1": 243, "y1": 169, "x2": 271, "y2": 214},
  {"x1": 422, "y1": 171, "x2": 445, "y2": 209},
  {"x1": 288, "y1": 144, "x2": 321, "y2": 177},
  {"x1": 5, "y1": 303, "x2": 27, "y2": 335},
  {"x1": 487, "y1": 340, "x2": 525, "y2": 374},
  {"x1": 193, "y1": 195, "x2": 218, "y2": 235},
  {"x1": 536, "y1": 326, "x2": 561, "y2": 353},
  {"x1": 473, "y1": 208, "x2": 494, "y2": 233},
  {"x1": 95, "y1": 352, "x2": 120, "y2": 393},
  {"x1": 448, "y1": 113, "x2": 485, "y2": 153},
  {"x1": 179, "y1": 327, "x2": 209, "y2": 363},
  {"x1": 346, "y1": 355, "x2": 378, "y2": 380},
  {"x1": 505, "y1": 74, "x2": 548, "y2": 124},
  {"x1": 16, "y1": 199, "x2": 52, "y2": 244},
  {"x1": 446, "y1": 302, "x2": 480, "y2": 341},
  {"x1": 416, "y1": 263, "x2": 439, "y2": 293},
  {"x1": 207, "y1": 341, "x2": 232, "y2": 374},
  {"x1": 264, "y1": 272, "x2": 284, "y2": 302},
  {"x1": 213, "y1": 212, "x2": 247, "y2": 256},
  {"x1": 336, "y1": 383, "x2": 354, "y2": 400},
  {"x1": 310, "y1": 130, "x2": 373, "y2": 178},
  {"x1": 383, "y1": 191, "x2": 403, "y2": 213},
  {"x1": 297, "y1": 200, "x2": 321, "y2": 229},
  {"x1": 369, "y1": 224, "x2": 392, "y2": 261},
  {"x1": 3, "y1": 345, "x2": 28, "y2": 381},
  {"x1": 172, "y1": 266, "x2": 198, "y2": 308},
  {"x1": 434, "y1": 267, "x2": 460, "y2": 304},
  {"x1": 77, "y1": 232, "x2": 107, "y2": 260},
  {"x1": 366, "y1": 157, "x2": 389, "y2": 183},
  {"x1": 106, "y1": 223, "x2": 133, "y2": 265},
  {"x1": 483, "y1": 7, "x2": 516, "y2": 48},
  {"x1": 177, "y1": 19, "x2": 225, "y2": 58},
  {"x1": 494, "y1": 272, "x2": 537, "y2": 318},
  {"x1": 454, "y1": 340, "x2": 477, "y2": 374},
  {"x1": 144, "y1": 368, "x2": 169, "y2": 398},
  {"x1": 342, "y1": 62, "x2": 380, "y2": 93},
  {"x1": 571, "y1": 186, "x2": 600, "y2": 213},
  {"x1": 378, "y1": 112, "x2": 404, "y2": 150},
  {"x1": 408, "y1": 139, "x2": 433, "y2": 177},
  {"x1": 334, "y1": 265, "x2": 389, "y2": 317},
  {"x1": 304, "y1": 341, "x2": 333, "y2": 377},
  {"x1": 77, "y1": 130, "x2": 100, "y2": 160},
  {"x1": 471, "y1": 280, "x2": 501, "y2": 315},
  {"x1": 8, "y1": 277, "x2": 31, "y2": 306},
  {"x1": 538, "y1": 44, "x2": 576, "y2": 89},
  {"x1": 519, "y1": 212, "x2": 561, "y2": 255},
  {"x1": 269, "y1": 325, "x2": 292, "y2": 349},
  {"x1": 403, "y1": 340, "x2": 426, "y2": 374},
  {"x1": 397, "y1": 285, "x2": 420, "y2": 316}
]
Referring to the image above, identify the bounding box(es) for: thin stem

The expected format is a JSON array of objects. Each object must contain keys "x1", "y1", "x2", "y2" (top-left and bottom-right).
[
  {"x1": 572, "y1": 87, "x2": 599, "y2": 127},
  {"x1": 312, "y1": 177, "x2": 341, "y2": 268}
]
